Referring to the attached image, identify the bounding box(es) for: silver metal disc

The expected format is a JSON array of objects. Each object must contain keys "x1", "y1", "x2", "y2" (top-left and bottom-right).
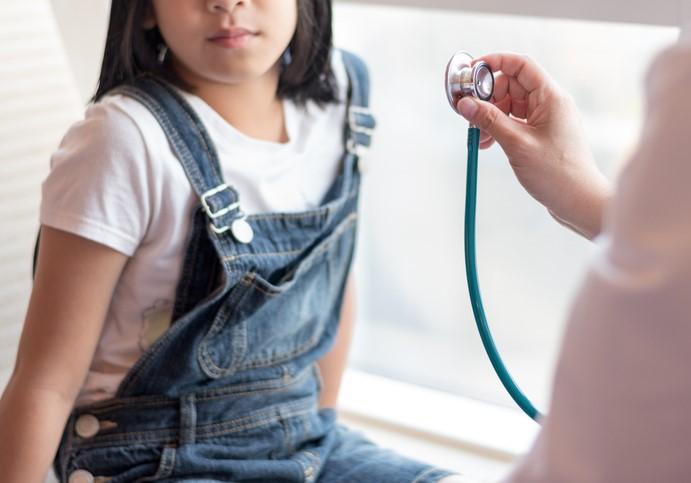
[
  {"x1": 445, "y1": 51, "x2": 474, "y2": 113},
  {"x1": 231, "y1": 218, "x2": 254, "y2": 244},
  {"x1": 475, "y1": 64, "x2": 494, "y2": 101},
  {"x1": 445, "y1": 51, "x2": 495, "y2": 112}
]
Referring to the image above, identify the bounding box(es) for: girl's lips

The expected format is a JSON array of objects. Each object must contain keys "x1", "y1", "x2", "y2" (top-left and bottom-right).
[{"x1": 208, "y1": 28, "x2": 257, "y2": 48}]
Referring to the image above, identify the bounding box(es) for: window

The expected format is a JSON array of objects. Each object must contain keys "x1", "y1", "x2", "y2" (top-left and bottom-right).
[{"x1": 333, "y1": 2, "x2": 678, "y2": 411}]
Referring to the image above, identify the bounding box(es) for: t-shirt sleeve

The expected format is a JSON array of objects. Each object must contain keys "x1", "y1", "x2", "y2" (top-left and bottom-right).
[
  {"x1": 504, "y1": 44, "x2": 691, "y2": 482},
  {"x1": 40, "y1": 99, "x2": 153, "y2": 256}
]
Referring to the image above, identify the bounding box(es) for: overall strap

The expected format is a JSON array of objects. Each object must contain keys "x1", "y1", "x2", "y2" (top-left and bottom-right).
[
  {"x1": 112, "y1": 76, "x2": 244, "y2": 238},
  {"x1": 340, "y1": 50, "x2": 376, "y2": 158}
]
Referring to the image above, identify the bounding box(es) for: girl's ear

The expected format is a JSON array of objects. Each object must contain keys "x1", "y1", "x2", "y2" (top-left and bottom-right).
[{"x1": 142, "y1": 3, "x2": 157, "y2": 29}]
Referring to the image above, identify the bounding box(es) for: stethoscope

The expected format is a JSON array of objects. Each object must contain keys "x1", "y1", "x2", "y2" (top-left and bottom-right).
[{"x1": 445, "y1": 51, "x2": 543, "y2": 423}]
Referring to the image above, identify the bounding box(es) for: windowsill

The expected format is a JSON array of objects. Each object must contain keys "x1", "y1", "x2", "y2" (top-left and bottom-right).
[{"x1": 339, "y1": 369, "x2": 540, "y2": 464}]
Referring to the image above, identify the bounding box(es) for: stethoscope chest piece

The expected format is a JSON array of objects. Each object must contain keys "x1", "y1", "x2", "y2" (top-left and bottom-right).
[{"x1": 445, "y1": 51, "x2": 495, "y2": 113}]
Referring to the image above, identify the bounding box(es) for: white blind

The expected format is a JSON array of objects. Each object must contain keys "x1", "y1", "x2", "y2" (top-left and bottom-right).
[{"x1": 0, "y1": 0, "x2": 81, "y2": 389}]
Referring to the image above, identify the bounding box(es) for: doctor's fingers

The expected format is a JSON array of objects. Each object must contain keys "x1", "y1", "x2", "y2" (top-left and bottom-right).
[
  {"x1": 492, "y1": 75, "x2": 529, "y2": 119},
  {"x1": 478, "y1": 52, "x2": 555, "y2": 95},
  {"x1": 479, "y1": 96, "x2": 512, "y2": 149},
  {"x1": 493, "y1": 72, "x2": 528, "y2": 102}
]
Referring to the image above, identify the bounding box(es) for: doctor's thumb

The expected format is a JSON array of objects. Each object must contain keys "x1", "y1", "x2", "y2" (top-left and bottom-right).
[{"x1": 456, "y1": 97, "x2": 519, "y2": 147}]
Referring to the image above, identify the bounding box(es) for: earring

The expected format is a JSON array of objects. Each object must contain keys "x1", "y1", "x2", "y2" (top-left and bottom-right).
[
  {"x1": 281, "y1": 47, "x2": 293, "y2": 68},
  {"x1": 157, "y1": 44, "x2": 169, "y2": 64}
]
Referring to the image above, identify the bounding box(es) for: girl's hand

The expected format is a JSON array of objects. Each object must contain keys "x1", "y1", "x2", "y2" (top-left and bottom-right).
[{"x1": 456, "y1": 52, "x2": 611, "y2": 240}]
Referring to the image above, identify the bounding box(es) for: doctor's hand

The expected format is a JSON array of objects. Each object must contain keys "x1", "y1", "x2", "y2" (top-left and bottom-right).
[{"x1": 456, "y1": 52, "x2": 611, "y2": 240}]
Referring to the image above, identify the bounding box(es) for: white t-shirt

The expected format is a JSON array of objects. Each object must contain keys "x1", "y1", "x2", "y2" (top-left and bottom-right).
[
  {"x1": 505, "y1": 43, "x2": 691, "y2": 482},
  {"x1": 40, "y1": 53, "x2": 350, "y2": 406}
]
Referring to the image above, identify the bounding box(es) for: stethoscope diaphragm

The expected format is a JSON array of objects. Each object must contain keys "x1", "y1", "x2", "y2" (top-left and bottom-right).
[{"x1": 445, "y1": 51, "x2": 495, "y2": 113}]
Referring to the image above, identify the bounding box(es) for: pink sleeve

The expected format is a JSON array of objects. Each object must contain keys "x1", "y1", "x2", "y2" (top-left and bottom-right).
[{"x1": 505, "y1": 43, "x2": 691, "y2": 483}]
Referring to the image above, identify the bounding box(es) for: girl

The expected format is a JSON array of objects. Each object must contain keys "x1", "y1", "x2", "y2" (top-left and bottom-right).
[{"x1": 0, "y1": 1, "x2": 464, "y2": 481}]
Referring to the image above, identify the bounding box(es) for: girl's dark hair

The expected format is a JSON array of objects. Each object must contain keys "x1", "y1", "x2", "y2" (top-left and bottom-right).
[{"x1": 92, "y1": 0, "x2": 338, "y2": 106}]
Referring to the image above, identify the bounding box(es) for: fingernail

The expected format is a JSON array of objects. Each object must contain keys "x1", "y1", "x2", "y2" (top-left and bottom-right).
[{"x1": 457, "y1": 97, "x2": 478, "y2": 120}]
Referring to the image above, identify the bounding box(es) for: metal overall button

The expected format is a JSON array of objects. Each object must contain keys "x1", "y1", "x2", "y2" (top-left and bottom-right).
[
  {"x1": 68, "y1": 471, "x2": 111, "y2": 483},
  {"x1": 74, "y1": 414, "x2": 100, "y2": 438},
  {"x1": 230, "y1": 216, "x2": 254, "y2": 244},
  {"x1": 68, "y1": 470, "x2": 94, "y2": 483}
]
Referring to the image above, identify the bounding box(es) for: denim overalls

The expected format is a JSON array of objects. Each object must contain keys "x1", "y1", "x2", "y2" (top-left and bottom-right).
[{"x1": 53, "y1": 50, "x2": 454, "y2": 483}]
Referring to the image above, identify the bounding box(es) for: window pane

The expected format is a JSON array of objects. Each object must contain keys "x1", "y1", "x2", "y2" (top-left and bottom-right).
[{"x1": 334, "y1": 3, "x2": 678, "y2": 409}]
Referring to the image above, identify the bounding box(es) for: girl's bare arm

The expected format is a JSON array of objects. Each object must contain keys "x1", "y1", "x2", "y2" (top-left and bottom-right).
[{"x1": 0, "y1": 226, "x2": 128, "y2": 482}]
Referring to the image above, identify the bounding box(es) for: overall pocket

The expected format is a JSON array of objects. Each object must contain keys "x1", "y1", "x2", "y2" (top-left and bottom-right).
[{"x1": 198, "y1": 214, "x2": 357, "y2": 379}]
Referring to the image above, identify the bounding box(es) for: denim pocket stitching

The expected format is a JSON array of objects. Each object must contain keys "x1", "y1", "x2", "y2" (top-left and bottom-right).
[
  {"x1": 199, "y1": 214, "x2": 357, "y2": 377},
  {"x1": 244, "y1": 213, "x2": 358, "y2": 298},
  {"x1": 197, "y1": 278, "x2": 255, "y2": 379}
]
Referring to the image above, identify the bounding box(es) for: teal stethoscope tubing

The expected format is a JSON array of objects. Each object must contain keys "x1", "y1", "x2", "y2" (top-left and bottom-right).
[{"x1": 465, "y1": 126, "x2": 543, "y2": 423}]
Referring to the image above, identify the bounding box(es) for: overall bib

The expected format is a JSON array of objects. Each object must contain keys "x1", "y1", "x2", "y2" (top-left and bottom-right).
[{"x1": 53, "y1": 51, "x2": 454, "y2": 483}]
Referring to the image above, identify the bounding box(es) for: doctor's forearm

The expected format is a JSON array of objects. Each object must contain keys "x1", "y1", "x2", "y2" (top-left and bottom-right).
[
  {"x1": 317, "y1": 276, "x2": 356, "y2": 410},
  {"x1": 549, "y1": 175, "x2": 612, "y2": 241}
]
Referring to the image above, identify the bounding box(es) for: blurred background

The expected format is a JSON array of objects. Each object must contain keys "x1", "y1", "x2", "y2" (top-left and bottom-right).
[{"x1": 0, "y1": 0, "x2": 683, "y2": 480}]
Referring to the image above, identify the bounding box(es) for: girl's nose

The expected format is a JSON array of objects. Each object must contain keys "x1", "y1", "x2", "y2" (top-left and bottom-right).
[{"x1": 207, "y1": 0, "x2": 243, "y2": 13}]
